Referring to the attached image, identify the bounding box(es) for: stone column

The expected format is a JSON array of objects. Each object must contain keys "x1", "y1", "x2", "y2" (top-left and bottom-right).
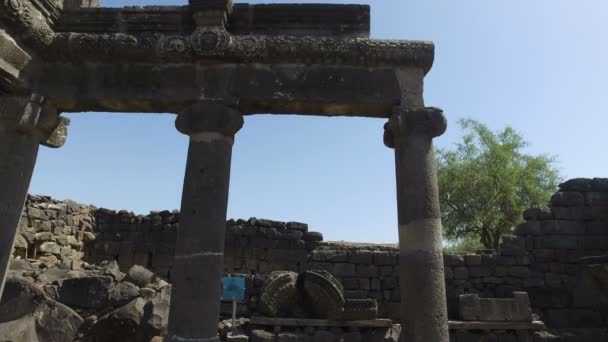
[
  {"x1": 167, "y1": 104, "x2": 243, "y2": 342},
  {"x1": 0, "y1": 95, "x2": 45, "y2": 296},
  {"x1": 384, "y1": 107, "x2": 449, "y2": 342}
]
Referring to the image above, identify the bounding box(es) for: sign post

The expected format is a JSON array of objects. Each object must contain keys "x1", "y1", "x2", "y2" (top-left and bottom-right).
[{"x1": 222, "y1": 277, "x2": 246, "y2": 329}]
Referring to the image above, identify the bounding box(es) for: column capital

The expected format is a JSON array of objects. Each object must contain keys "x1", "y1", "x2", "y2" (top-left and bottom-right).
[
  {"x1": 0, "y1": 95, "x2": 69, "y2": 148},
  {"x1": 175, "y1": 103, "x2": 243, "y2": 139},
  {"x1": 383, "y1": 106, "x2": 447, "y2": 148}
]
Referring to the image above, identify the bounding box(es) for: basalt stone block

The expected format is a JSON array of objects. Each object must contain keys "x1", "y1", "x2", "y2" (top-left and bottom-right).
[
  {"x1": 540, "y1": 221, "x2": 585, "y2": 235},
  {"x1": 333, "y1": 263, "x2": 356, "y2": 277},
  {"x1": 58, "y1": 275, "x2": 113, "y2": 309},
  {"x1": 0, "y1": 277, "x2": 83, "y2": 342},
  {"x1": 251, "y1": 329, "x2": 276, "y2": 342},
  {"x1": 584, "y1": 191, "x2": 608, "y2": 206},
  {"x1": 591, "y1": 178, "x2": 608, "y2": 191},
  {"x1": 109, "y1": 281, "x2": 140, "y2": 308},
  {"x1": 83, "y1": 297, "x2": 148, "y2": 342},
  {"x1": 302, "y1": 231, "x2": 323, "y2": 242},
  {"x1": 312, "y1": 330, "x2": 335, "y2": 342},
  {"x1": 551, "y1": 192, "x2": 585, "y2": 207},
  {"x1": 444, "y1": 254, "x2": 465, "y2": 267},
  {"x1": 372, "y1": 251, "x2": 395, "y2": 265},
  {"x1": 458, "y1": 292, "x2": 533, "y2": 322},
  {"x1": 125, "y1": 265, "x2": 155, "y2": 287},
  {"x1": 350, "y1": 251, "x2": 373, "y2": 264},
  {"x1": 534, "y1": 236, "x2": 577, "y2": 250},
  {"x1": 286, "y1": 222, "x2": 308, "y2": 232},
  {"x1": 340, "y1": 298, "x2": 378, "y2": 321},
  {"x1": 559, "y1": 178, "x2": 592, "y2": 192},
  {"x1": 514, "y1": 221, "x2": 541, "y2": 236},
  {"x1": 465, "y1": 254, "x2": 482, "y2": 266}
]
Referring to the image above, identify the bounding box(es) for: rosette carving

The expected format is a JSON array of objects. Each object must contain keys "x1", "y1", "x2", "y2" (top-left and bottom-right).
[
  {"x1": 157, "y1": 35, "x2": 192, "y2": 63},
  {"x1": 190, "y1": 26, "x2": 231, "y2": 57}
]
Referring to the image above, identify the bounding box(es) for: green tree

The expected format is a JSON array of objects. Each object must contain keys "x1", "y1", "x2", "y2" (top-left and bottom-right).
[{"x1": 437, "y1": 119, "x2": 560, "y2": 250}]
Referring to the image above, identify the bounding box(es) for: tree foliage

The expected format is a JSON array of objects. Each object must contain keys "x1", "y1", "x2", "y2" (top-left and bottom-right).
[{"x1": 437, "y1": 119, "x2": 560, "y2": 250}]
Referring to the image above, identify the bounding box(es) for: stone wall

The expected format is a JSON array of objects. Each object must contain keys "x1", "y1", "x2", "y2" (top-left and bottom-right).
[
  {"x1": 86, "y1": 212, "x2": 322, "y2": 278},
  {"x1": 12, "y1": 177, "x2": 608, "y2": 332},
  {"x1": 14, "y1": 195, "x2": 96, "y2": 270}
]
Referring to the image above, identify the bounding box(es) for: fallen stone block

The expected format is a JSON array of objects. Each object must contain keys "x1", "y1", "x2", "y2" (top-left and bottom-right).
[{"x1": 459, "y1": 292, "x2": 533, "y2": 322}]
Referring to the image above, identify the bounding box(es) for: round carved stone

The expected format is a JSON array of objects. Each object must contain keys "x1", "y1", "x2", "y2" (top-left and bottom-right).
[
  {"x1": 231, "y1": 36, "x2": 266, "y2": 61},
  {"x1": 298, "y1": 270, "x2": 345, "y2": 320},
  {"x1": 258, "y1": 271, "x2": 298, "y2": 317}
]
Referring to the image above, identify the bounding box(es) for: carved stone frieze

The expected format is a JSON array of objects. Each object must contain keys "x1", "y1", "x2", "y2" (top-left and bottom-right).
[
  {"x1": 46, "y1": 31, "x2": 434, "y2": 70},
  {"x1": 0, "y1": 0, "x2": 56, "y2": 48}
]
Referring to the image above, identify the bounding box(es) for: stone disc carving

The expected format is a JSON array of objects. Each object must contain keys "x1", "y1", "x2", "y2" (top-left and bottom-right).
[
  {"x1": 257, "y1": 271, "x2": 298, "y2": 317},
  {"x1": 298, "y1": 270, "x2": 345, "y2": 320}
]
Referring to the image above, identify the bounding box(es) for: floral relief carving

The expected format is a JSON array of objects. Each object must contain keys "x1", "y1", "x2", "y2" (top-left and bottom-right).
[
  {"x1": 1, "y1": 0, "x2": 55, "y2": 47},
  {"x1": 190, "y1": 26, "x2": 231, "y2": 57},
  {"x1": 47, "y1": 30, "x2": 433, "y2": 70}
]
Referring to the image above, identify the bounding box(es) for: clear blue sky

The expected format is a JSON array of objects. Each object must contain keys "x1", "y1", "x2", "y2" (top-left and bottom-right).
[{"x1": 30, "y1": 0, "x2": 608, "y2": 243}]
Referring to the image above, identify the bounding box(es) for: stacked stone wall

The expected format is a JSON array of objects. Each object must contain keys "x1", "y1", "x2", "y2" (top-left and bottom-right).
[
  {"x1": 14, "y1": 195, "x2": 96, "y2": 270},
  {"x1": 12, "y1": 178, "x2": 608, "y2": 332},
  {"x1": 86, "y1": 212, "x2": 321, "y2": 278}
]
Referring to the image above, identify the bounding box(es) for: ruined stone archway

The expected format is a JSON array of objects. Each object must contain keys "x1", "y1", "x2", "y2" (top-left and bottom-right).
[{"x1": 0, "y1": 1, "x2": 449, "y2": 341}]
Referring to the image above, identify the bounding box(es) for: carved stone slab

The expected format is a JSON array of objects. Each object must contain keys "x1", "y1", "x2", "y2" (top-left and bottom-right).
[{"x1": 459, "y1": 292, "x2": 533, "y2": 322}]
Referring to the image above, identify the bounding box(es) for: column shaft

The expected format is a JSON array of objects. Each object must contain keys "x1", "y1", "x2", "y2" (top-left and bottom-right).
[
  {"x1": 167, "y1": 105, "x2": 243, "y2": 342},
  {"x1": 0, "y1": 97, "x2": 41, "y2": 297},
  {"x1": 386, "y1": 107, "x2": 449, "y2": 342}
]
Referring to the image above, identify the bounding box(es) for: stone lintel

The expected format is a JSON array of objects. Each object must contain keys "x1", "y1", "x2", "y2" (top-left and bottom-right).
[
  {"x1": 34, "y1": 64, "x2": 413, "y2": 117},
  {"x1": 56, "y1": 4, "x2": 370, "y2": 38}
]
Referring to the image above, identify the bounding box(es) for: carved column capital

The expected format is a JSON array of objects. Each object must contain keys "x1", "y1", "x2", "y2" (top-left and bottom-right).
[
  {"x1": 0, "y1": 0, "x2": 56, "y2": 48},
  {"x1": 383, "y1": 106, "x2": 447, "y2": 148},
  {"x1": 175, "y1": 103, "x2": 243, "y2": 139},
  {"x1": 0, "y1": 94, "x2": 69, "y2": 147}
]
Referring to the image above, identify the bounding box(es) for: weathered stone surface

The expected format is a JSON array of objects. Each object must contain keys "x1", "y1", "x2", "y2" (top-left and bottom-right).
[
  {"x1": 0, "y1": 315, "x2": 40, "y2": 342},
  {"x1": 109, "y1": 281, "x2": 140, "y2": 307},
  {"x1": 299, "y1": 270, "x2": 345, "y2": 319},
  {"x1": 143, "y1": 285, "x2": 171, "y2": 337},
  {"x1": 125, "y1": 265, "x2": 155, "y2": 287},
  {"x1": 83, "y1": 297, "x2": 148, "y2": 342},
  {"x1": 251, "y1": 330, "x2": 276, "y2": 342},
  {"x1": 58, "y1": 275, "x2": 113, "y2": 309},
  {"x1": 0, "y1": 277, "x2": 83, "y2": 342},
  {"x1": 459, "y1": 292, "x2": 533, "y2": 322},
  {"x1": 258, "y1": 271, "x2": 298, "y2": 317},
  {"x1": 340, "y1": 298, "x2": 378, "y2": 321}
]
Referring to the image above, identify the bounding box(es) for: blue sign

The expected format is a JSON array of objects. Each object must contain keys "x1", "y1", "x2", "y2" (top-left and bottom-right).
[{"x1": 222, "y1": 277, "x2": 245, "y2": 301}]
